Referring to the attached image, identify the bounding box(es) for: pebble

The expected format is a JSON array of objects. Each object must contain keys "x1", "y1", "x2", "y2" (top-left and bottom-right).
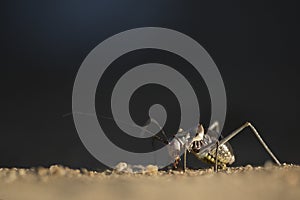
[
  {"x1": 245, "y1": 164, "x2": 253, "y2": 170},
  {"x1": 49, "y1": 165, "x2": 66, "y2": 176},
  {"x1": 0, "y1": 164, "x2": 298, "y2": 181},
  {"x1": 105, "y1": 169, "x2": 112, "y2": 175},
  {"x1": 80, "y1": 168, "x2": 89, "y2": 175},
  {"x1": 114, "y1": 162, "x2": 158, "y2": 174},
  {"x1": 114, "y1": 162, "x2": 128, "y2": 173},
  {"x1": 18, "y1": 168, "x2": 27, "y2": 176},
  {"x1": 145, "y1": 165, "x2": 158, "y2": 175}
]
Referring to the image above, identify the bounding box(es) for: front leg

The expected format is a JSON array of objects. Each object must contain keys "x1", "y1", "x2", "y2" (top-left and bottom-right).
[{"x1": 214, "y1": 141, "x2": 219, "y2": 172}]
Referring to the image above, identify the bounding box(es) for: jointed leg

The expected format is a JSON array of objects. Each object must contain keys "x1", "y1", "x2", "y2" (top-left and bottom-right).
[
  {"x1": 219, "y1": 122, "x2": 281, "y2": 165},
  {"x1": 183, "y1": 147, "x2": 187, "y2": 172},
  {"x1": 214, "y1": 141, "x2": 219, "y2": 172}
]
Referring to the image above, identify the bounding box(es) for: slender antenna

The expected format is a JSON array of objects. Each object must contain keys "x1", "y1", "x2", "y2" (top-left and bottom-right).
[
  {"x1": 149, "y1": 118, "x2": 169, "y2": 142},
  {"x1": 63, "y1": 111, "x2": 170, "y2": 143},
  {"x1": 62, "y1": 112, "x2": 166, "y2": 138}
]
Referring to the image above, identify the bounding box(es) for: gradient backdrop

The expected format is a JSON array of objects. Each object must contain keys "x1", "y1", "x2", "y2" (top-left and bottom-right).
[{"x1": 1, "y1": 0, "x2": 299, "y2": 170}]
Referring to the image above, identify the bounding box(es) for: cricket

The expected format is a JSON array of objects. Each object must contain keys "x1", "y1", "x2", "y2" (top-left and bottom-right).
[
  {"x1": 146, "y1": 119, "x2": 281, "y2": 172},
  {"x1": 67, "y1": 112, "x2": 281, "y2": 172}
]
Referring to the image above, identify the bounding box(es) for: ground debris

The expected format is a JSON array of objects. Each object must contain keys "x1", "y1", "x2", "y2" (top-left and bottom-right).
[
  {"x1": 0, "y1": 163, "x2": 298, "y2": 180},
  {"x1": 1, "y1": 164, "x2": 300, "y2": 200},
  {"x1": 113, "y1": 162, "x2": 158, "y2": 175}
]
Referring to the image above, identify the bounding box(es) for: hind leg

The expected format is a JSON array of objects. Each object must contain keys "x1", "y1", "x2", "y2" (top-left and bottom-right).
[{"x1": 219, "y1": 122, "x2": 281, "y2": 165}]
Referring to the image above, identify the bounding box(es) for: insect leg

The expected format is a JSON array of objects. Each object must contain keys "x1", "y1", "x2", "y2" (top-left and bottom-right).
[
  {"x1": 214, "y1": 141, "x2": 219, "y2": 172},
  {"x1": 219, "y1": 122, "x2": 281, "y2": 165},
  {"x1": 183, "y1": 146, "x2": 187, "y2": 172}
]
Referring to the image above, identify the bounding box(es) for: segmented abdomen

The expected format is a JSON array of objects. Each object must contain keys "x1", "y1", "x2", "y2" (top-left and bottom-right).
[{"x1": 194, "y1": 143, "x2": 235, "y2": 167}]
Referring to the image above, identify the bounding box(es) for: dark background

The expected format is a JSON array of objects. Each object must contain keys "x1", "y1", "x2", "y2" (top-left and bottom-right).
[{"x1": 1, "y1": 0, "x2": 299, "y2": 170}]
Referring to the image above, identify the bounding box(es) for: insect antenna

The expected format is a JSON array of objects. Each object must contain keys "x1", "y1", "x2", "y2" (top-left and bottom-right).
[
  {"x1": 64, "y1": 111, "x2": 168, "y2": 139},
  {"x1": 64, "y1": 111, "x2": 181, "y2": 166}
]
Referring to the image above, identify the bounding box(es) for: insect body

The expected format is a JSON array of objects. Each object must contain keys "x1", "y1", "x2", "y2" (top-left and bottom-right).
[
  {"x1": 165, "y1": 121, "x2": 281, "y2": 171},
  {"x1": 65, "y1": 112, "x2": 281, "y2": 172},
  {"x1": 188, "y1": 124, "x2": 234, "y2": 170}
]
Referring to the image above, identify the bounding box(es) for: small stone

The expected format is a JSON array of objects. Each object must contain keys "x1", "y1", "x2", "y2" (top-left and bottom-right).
[
  {"x1": 145, "y1": 165, "x2": 158, "y2": 175},
  {"x1": 226, "y1": 168, "x2": 232, "y2": 173},
  {"x1": 114, "y1": 162, "x2": 128, "y2": 173},
  {"x1": 18, "y1": 169, "x2": 27, "y2": 176},
  {"x1": 131, "y1": 165, "x2": 145, "y2": 173},
  {"x1": 105, "y1": 169, "x2": 112, "y2": 175},
  {"x1": 206, "y1": 168, "x2": 214, "y2": 173},
  {"x1": 245, "y1": 164, "x2": 253, "y2": 170},
  {"x1": 80, "y1": 168, "x2": 89, "y2": 175},
  {"x1": 49, "y1": 165, "x2": 66, "y2": 176}
]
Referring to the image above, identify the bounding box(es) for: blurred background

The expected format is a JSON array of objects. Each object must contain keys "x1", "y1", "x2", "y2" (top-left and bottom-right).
[{"x1": 1, "y1": 0, "x2": 299, "y2": 170}]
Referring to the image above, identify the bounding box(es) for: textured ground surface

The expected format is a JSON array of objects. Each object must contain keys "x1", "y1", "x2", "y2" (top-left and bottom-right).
[{"x1": 0, "y1": 164, "x2": 299, "y2": 200}]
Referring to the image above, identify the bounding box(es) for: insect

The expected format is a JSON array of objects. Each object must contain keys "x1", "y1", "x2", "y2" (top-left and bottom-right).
[
  {"x1": 151, "y1": 120, "x2": 281, "y2": 172},
  {"x1": 65, "y1": 112, "x2": 281, "y2": 172}
]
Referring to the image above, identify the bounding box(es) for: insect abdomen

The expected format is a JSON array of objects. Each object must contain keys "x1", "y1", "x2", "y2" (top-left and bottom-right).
[{"x1": 194, "y1": 143, "x2": 235, "y2": 167}]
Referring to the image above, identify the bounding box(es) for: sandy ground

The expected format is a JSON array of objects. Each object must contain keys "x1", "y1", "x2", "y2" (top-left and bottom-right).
[{"x1": 0, "y1": 164, "x2": 299, "y2": 200}]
